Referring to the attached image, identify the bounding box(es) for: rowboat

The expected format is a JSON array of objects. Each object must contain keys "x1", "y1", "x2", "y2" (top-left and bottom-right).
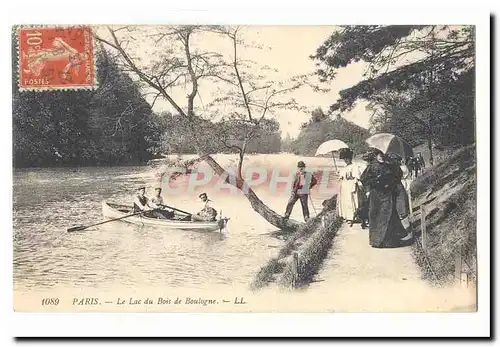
[{"x1": 101, "y1": 201, "x2": 227, "y2": 232}]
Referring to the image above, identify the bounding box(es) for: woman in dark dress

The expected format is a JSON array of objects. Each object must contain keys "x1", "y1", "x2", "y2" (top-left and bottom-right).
[
  {"x1": 388, "y1": 154, "x2": 410, "y2": 219},
  {"x1": 360, "y1": 150, "x2": 407, "y2": 248}
]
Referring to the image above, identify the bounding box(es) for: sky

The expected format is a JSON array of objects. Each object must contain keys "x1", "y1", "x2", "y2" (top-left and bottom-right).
[{"x1": 98, "y1": 25, "x2": 374, "y2": 138}]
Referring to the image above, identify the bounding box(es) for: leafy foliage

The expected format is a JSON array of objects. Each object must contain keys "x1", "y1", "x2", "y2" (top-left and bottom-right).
[
  {"x1": 98, "y1": 26, "x2": 317, "y2": 161},
  {"x1": 280, "y1": 132, "x2": 294, "y2": 153},
  {"x1": 313, "y1": 25, "x2": 424, "y2": 80},
  {"x1": 311, "y1": 25, "x2": 475, "y2": 158},
  {"x1": 12, "y1": 47, "x2": 166, "y2": 167},
  {"x1": 156, "y1": 111, "x2": 282, "y2": 154},
  {"x1": 369, "y1": 69, "x2": 475, "y2": 148},
  {"x1": 312, "y1": 25, "x2": 474, "y2": 114},
  {"x1": 290, "y1": 108, "x2": 370, "y2": 156}
]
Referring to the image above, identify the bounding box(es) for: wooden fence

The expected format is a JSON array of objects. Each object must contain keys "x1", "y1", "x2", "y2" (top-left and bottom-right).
[
  {"x1": 287, "y1": 215, "x2": 336, "y2": 289},
  {"x1": 418, "y1": 205, "x2": 469, "y2": 287}
]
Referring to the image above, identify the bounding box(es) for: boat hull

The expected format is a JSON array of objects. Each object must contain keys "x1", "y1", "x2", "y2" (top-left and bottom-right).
[{"x1": 101, "y1": 201, "x2": 221, "y2": 232}]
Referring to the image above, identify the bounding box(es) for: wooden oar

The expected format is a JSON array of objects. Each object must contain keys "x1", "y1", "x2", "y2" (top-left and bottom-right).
[
  {"x1": 159, "y1": 204, "x2": 193, "y2": 216},
  {"x1": 67, "y1": 209, "x2": 156, "y2": 232}
]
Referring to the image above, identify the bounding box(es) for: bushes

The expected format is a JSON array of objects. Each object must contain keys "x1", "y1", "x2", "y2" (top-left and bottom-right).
[
  {"x1": 12, "y1": 49, "x2": 166, "y2": 167},
  {"x1": 290, "y1": 114, "x2": 370, "y2": 156}
]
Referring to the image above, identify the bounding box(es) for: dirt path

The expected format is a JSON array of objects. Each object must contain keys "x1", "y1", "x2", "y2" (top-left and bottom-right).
[{"x1": 306, "y1": 222, "x2": 476, "y2": 312}]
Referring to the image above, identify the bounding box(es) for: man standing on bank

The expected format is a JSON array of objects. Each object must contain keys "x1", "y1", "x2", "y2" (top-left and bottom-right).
[{"x1": 284, "y1": 161, "x2": 318, "y2": 221}]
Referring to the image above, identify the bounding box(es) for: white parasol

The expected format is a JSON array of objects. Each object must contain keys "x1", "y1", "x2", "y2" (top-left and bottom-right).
[
  {"x1": 315, "y1": 139, "x2": 350, "y2": 170},
  {"x1": 315, "y1": 139, "x2": 350, "y2": 156}
]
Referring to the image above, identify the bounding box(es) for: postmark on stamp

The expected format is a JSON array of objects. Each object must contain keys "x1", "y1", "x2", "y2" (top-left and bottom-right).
[{"x1": 17, "y1": 25, "x2": 96, "y2": 91}]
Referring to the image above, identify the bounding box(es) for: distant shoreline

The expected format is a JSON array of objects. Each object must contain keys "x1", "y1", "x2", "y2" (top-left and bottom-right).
[{"x1": 13, "y1": 152, "x2": 348, "y2": 170}]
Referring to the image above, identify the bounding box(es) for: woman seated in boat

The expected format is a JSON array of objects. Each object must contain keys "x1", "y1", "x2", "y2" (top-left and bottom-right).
[
  {"x1": 191, "y1": 192, "x2": 218, "y2": 222},
  {"x1": 150, "y1": 187, "x2": 175, "y2": 219}
]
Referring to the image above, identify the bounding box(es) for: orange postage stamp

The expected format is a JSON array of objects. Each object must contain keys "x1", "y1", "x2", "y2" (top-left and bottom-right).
[{"x1": 17, "y1": 26, "x2": 96, "y2": 91}]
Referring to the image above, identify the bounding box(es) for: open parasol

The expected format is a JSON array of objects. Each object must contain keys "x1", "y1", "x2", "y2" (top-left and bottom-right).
[
  {"x1": 315, "y1": 139, "x2": 350, "y2": 170},
  {"x1": 365, "y1": 133, "x2": 414, "y2": 159}
]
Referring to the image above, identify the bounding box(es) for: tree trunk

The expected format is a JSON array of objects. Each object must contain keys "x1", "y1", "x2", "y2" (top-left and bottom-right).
[
  {"x1": 427, "y1": 137, "x2": 434, "y2": 166},
  {"x1": 99, "y1": 28, "x2": 302, "y2": 233},
  {"x1": 181, "y1": 35, "x2": 300, "y2": 232},
  {"x1": 202, "y1": 155, "x2": 301, "y2": 231}
]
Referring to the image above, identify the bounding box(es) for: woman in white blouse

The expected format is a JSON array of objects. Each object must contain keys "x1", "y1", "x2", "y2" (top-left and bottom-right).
[{"x1": 337, "y1": 150, "x2": 367, "y2": 223}]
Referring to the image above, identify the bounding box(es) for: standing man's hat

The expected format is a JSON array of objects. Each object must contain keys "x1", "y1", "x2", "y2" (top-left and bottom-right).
[
  {"x1": 297, "y1": 161, "x2": 306, "y2": 168},
  {"x1": 199, "y1": 192, "x2": 208, "y2": 199},
  {"x1": 138, "y1": 186, "x2": 146, "y2": 191},
  {"x1": 155, "y1": 187, "x2": 162, "y2": 191}
]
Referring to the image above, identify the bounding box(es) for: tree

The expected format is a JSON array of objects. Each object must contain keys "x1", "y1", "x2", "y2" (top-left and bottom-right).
[
  {"x1": 368, "y1": 68, "x2": 475, "y2": 154},
  {"x1": 96, "y1": 25, "x2": 316, "y2": 231},
  {"x1": 156, "y1": 111, "x2": 284, "y2": 155},
  {"x1": 87, "y1": 49, "x2": 167, "y2": 165},
  {"x1": 311, "y1": 25, "x2": 475, "y2": 164},
  {"x1": 214, "y1": 117, "x2": 282, "y2": 154},
  {"x1": 311, "y1": 107, "x2": 327, "y2": 123},
  {"x1": 281, "y1": 132, "x2": 293, "y2": 153},
  {"x1": 12, "y1": 29, "x2": 166, "y2": 167},
  {"x1": 292, "y1": 111, "x2": 370, "y2": 156}
]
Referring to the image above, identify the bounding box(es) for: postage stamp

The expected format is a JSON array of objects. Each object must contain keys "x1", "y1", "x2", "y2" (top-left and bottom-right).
[{"x1": 17, "y1": 25, "x2": 96, "y2": 91}]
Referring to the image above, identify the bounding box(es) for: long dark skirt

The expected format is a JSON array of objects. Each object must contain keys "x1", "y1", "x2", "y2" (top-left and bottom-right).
[
  {"x1": 355, "y1": 185, "x2": 369, "y2": 221},
  {"x1": 368, "y1": 187, "x2": 406, "y2": 248},
  {"x1": 395, "y1": 182, "x2": 409, "y2": 218}
]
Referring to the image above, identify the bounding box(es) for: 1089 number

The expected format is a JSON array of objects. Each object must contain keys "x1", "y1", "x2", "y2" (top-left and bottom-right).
[{"x1": 41, "y1": 298, "x2": 59, "y2": 306}]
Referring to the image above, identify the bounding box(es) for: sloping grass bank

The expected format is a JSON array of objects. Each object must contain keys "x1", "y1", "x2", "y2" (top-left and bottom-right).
[
  {"x1": 251, "y1": 196, "x2": 341, "y2": 291},
  {"x1": 410, "y1": 144, "x2": 476, "y2": 284},
  {"x1": 277, "y1": 214, "x2": 342, "y2": 289}
]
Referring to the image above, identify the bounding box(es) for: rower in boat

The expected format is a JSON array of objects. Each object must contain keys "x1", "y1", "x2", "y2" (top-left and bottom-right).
[
  {"x1": 133, "y1": 187, "x2": 156, "y2": 217},
  {"x1": 133, "y1": 187, "x2": 164, "y2": 218},
  {"x1": 101, "y1": 201, "x2": 224, "y2": 231},
  {"x1": 191, "y1": 192, "x2": 217, "y2": 222},
  {"x1": 150, "y1": 187, "x2": 174, "y2": 219}
]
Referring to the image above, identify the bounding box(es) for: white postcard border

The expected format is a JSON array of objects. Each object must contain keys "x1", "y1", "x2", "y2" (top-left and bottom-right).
[{"x1": 2, "y1": 0, "x2": 492, "y2": 339}]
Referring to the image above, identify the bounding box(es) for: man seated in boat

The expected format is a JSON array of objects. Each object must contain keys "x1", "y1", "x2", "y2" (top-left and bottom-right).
[
  {"x1": 133, "y1": 187, "x2": 155, "y2": 216},
  {"x1": 191, "y1": 192, "x2": 218, "y2": 222},
  {"x1": 150, "y1": 187, "x2": 175, "y2": 219}
]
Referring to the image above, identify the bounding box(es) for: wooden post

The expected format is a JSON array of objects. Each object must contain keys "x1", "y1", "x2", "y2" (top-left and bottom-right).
[
  {"x1": 455, "y1": 246, "x2": 468, "y2": 287},
  {"x1": 461, "y1": 272, "x2": 469, "y2": 288},
  {"x1": 408, "y1": 189, "x2": 413, "y2": 218},
  {"x1": 291, "y1": 252, "x2": 299, "y2": 288},
  {"x1": 219, "y1": 210, "x2": 223, "y2": 233},
  {"x1": 420, "y1": 206, "x2": 426, "y2": 250},
  {"x1": 454, "y1": 250, "x2": 462, "y2": 284}
]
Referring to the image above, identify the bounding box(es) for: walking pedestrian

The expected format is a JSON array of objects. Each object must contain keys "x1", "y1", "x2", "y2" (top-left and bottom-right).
[
  {"x1": 360, "y1": 149, "x2": 407, "y2": 248},
  {"x1": 337, "y1": 149, "x2": 366, "y2": 224},
  {"x1": 284, "y1": 161, "x2": 318, "y2": 221}
]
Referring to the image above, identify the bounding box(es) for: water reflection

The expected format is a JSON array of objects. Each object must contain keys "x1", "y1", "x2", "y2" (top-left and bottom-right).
[{"x1": 13, "y1": 158, "x2": 339, "y2": 291}]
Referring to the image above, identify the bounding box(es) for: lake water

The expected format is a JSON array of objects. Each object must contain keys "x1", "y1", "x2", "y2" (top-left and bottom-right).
[{"x1": 13, "y1": 154, "x2": 341, "y2": 292}]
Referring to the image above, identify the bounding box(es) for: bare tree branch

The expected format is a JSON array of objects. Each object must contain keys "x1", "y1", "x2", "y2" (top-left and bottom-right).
[
  {"x1": 96, "y1": 27, "x2": 188, "y2": 118},
  {"x1": 229, "y1": 27, "x2": 253, "y2": 121}
]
